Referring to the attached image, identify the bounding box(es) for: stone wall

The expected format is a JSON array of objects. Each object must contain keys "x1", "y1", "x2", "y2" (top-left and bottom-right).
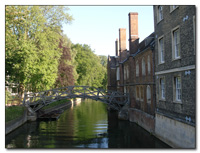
[
  {"x1": 155, "y1": 113, "x2": 195, "y2": 148},
  {"x1": 129, "y1": 108, "x2": 155, "y2": 134}
]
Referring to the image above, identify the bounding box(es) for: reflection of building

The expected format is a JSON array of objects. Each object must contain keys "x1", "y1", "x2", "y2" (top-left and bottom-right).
[{"x1": 153, "y1": 5, "x2": 196, "y2": 148}]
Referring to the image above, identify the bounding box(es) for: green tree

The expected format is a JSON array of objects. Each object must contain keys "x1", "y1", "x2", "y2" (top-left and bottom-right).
[
  {"x1": 5, "y1": 6, "x2": 73, "y2": 96},
  {"x1": 72, "y1": 44, "x2": 106, "y2": 89}
]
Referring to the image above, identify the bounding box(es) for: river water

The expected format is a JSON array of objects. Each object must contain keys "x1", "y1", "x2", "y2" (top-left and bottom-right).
[{"x1": 5, "y1": 99, "x2": 170, "y2": 148}]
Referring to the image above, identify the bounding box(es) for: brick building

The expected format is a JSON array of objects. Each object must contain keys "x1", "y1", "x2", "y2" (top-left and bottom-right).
[
  {"x1": 107, "y1": 6, "x2": 196, "y2": 148},
  {"x1": 153, "y1": 5, "x2": 196, "y2": 148},
  {"x1": 107, "y1": 12, "x2": 156, "y2": 133}
]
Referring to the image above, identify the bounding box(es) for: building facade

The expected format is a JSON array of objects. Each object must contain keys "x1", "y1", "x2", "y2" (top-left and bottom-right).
[
  {"x1": 107, "y1": 12, "x2": 156, "y2": 133},
  {"x1": 107, "y1": 6, "x2": 196, "y2": 148},
  {"x1": 153, "y1": 5, "x2": 196, "y2": 148}
]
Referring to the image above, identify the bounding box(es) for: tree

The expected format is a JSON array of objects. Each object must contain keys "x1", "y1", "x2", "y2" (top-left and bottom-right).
[
  {"x1": 5, "y1": 6, "x2": 73, "y2": 96},
  {"x1": 55, "y1": 34, "x2": 77, "y2": 87},
  {"x1": 72, "y1": 44, "x2": 107, "y2": 89}
]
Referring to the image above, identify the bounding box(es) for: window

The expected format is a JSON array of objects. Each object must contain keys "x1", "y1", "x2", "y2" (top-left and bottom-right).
[
  {"x1": 140, "y1": 86, "x2": 144, "y2": 101},
  {"x1": 124, "y1": 86, "x2": 126, "y2": 94},
  {"x1": 136, "y1": 60, "x2": 139, "y2": 77},
  {"x1": 158, "y1": 37, "x2": 164, "y2": 63},
  {"x1": 142, "y1": 58, "x2": 145, "y2": 76},
  {"x1": 158, "y1": 6, "x2": 163, "y2": 22},
  {"x1": 172, "y1": 28, "x2": 180, "y2": 59},
  {"x1": 146, "y1": 85, "x2": 151, "y2": 103},
  {"x1": 160, "y1": 78, "x2": 165, "y2": 100},
  {"x1": 116, "y1": 67, "x2": 120, "y2": 81},
  {"x1": 174, "y1": 76, "x2": 181, "y2": 101},
  {"x1": 136, "y1": 86, "x2": 140, "y2": 100},
  {"x1": 170, "y1": 5, "x2": 178, "y2": 12},
  {"x1": 147, "y1": 55, "x2": 151, "y2": 74},
  {"x1": 124, "y1": 66, "x2": 127, "y2": 81}
]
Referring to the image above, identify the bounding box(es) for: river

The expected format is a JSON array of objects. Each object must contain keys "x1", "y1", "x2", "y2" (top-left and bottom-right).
[{"x1": 5, "y1": 99, "x2": 170, "y2": 148}]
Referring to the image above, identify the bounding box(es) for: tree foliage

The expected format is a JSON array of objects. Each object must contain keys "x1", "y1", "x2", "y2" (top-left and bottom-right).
[
  {"x1": 72, "y1": 44, "x2": 107, "y2": 89},
  {"x1": 5, "y1": 6, "x2": 73, "y2": 93},
  {"x1": 55, "y1": 34, "x2": 77, "y2": 87}
]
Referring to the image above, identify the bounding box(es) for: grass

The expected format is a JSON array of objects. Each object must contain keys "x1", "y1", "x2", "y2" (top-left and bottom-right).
[
  {"x1": 5, "y1": 106, "x2": 25, "y2": 123},
  {"x1": 42, "y1": 99, "x2": 71, "y2": 110}
]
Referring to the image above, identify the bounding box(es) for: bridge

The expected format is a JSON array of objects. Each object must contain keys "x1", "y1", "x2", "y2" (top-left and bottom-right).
[{"x1": 23, "y1": 86, "x2": 129, "y2": 114}]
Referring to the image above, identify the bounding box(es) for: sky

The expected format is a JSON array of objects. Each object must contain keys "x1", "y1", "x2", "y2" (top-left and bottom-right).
[{"x1": 63, "y1": 6, "x2": 154, "y2": 56}]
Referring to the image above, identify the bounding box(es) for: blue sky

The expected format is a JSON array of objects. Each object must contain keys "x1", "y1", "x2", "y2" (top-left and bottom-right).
[{"x1": 63, "y1": 6, "x2": 154, "y2": 56}]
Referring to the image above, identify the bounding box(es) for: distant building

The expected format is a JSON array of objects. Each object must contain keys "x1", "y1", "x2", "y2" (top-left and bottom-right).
[{"x1": 153, "y1": 5, "x2": 196, "y2": 148}]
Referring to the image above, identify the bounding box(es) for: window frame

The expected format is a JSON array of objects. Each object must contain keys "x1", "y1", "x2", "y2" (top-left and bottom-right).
[
  {"x1": 147, "y1": 55, "x2": 151, "y2": 75},
  {"x1": 136, "y1": 60, "x2": 139, "y2": 77},
  {"x1": 140, "y1": 86, "x2": 144, "y2": 101},
  {"x1": 159, "y1": 77, "x2": 165, "y2": 100},
  {"x1": 158, "y1": 36, "x2": 165, "y2": 64},
  {"x1": 157, "y1": 5, "x2": 163, "y2": 23},
  {"x1": 146, "y1": 85, "x2": 151, "y2": 104},
  {"x1": 170, "y1": 5, "x2": 178, "y2": 13},
  {"x1": 142, "y1": 57, "x2": 146, "y2": 76},
  {"x1": 173, "y1": 75, "x2": 182, "y2": 103},
  {"x1": 172, "y1": 26, "x2": 181, "y2": 60},
  {"x1": 136, "y1": 86, "x2": 140, "y2": 100}
]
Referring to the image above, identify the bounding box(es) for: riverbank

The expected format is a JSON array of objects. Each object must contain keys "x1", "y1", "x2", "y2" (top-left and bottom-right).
[{"x1": 5, "y1": 98, "x2": 82, "y2": 135}]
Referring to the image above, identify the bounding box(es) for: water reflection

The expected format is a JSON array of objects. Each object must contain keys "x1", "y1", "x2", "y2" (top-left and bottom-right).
[{"x1": 5, "y1": 99, "x2": 170, "y2": 148}]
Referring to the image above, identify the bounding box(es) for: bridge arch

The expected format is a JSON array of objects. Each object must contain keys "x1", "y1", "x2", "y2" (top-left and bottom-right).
[{"x1": 23, "y1": 86, "x2": 129, "y2": 113}]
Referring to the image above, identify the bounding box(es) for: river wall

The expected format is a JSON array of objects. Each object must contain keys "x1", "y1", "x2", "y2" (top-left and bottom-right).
[{"x1": 6, "y1": 109, "x2": 28, "y2": 135}]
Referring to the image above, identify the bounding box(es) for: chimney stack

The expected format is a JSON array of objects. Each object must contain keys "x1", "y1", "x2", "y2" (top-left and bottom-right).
[
  {"x1": 119, "y1": 28, "x2": 126, "y2": 53},
  {"x1": 115, "y1": 38, "x2": 119, "y2": 56},
  {"x1": 129, "y1": 12, "x2": 139, "y2": 54}
]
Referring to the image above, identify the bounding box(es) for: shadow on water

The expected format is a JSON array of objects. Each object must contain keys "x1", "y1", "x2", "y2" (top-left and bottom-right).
[{"x1": 5, "y1": 99, "x2": 170, "y2": 149}]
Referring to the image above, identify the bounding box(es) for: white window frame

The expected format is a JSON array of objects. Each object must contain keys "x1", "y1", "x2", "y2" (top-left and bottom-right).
[
  {"x1": 159, "y1": 77, "x2": 165, "y2": 100},
  {"x1": 174, "y1": 76, "x2": 181, "y2": 102},
  {"x1": 158, "y1": 36, "x2": 164, "y2": 64},
  {"x1": 172, "y1": 26, "x2": 181, "y2": 60}
]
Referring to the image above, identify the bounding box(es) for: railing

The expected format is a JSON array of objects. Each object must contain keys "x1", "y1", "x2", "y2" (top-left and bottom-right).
[{"x1": 23, "y1": 86, "x2": 129, "y2": 113}]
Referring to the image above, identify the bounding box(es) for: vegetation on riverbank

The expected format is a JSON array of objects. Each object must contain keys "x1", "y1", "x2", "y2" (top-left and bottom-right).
[
  {"x1": 41, "y1": 99, "x2": 71, "y2": 110},
  {"x1": 6, "y1": 106, "x2": 25, "y2": 123}
]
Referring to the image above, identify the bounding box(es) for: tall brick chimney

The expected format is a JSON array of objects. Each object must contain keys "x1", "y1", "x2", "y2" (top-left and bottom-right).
[
  {"x1": 119, "y1": 28, "x2": 127, "y2": 61},
  {"x1": 129, "y1": 12, "x2": 139, "y2": 54},
  {"x1": 115, "y1": 38, "x2": 119, "y2": 56},
  {"x1": 119, "y1": 28, "x2": 126, "y2": 53}
]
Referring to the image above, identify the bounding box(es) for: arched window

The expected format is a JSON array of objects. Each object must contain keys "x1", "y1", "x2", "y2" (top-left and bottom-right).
[
  {"x1": 136, "y1": 60, "x2": 139, "y2": 77},
  {"x1": 147, "y1": 85, "x2": 151, "y2": 103},
  {"x1": 142, "y1": 58, "x2": 145, "y2": 76},
  {"x1": 148, "y1": 55, "x2": 151, "y2": 75}
]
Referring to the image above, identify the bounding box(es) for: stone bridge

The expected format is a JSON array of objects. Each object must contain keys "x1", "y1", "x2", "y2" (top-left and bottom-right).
[{"x1": 23, "y1": 86, "x2": 129, "y2": 114}]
